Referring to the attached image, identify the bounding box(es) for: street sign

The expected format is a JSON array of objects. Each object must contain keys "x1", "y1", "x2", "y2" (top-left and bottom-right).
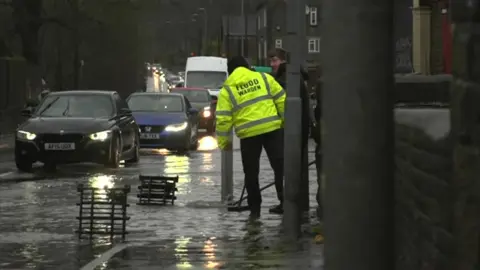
[{"x1": 252, "y1": 66, "x2": 272, "y2": 73}]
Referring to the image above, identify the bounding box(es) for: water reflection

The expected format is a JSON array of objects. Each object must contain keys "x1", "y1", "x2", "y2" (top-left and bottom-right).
[
  {"x1": 197, "y1": 136, "x2": 218, "y2": 151},
  {"x1": 204, "y1": 237, "x2": 219, "y2": 268},
  {"x1": 175, "y1": 236, "x2": 192, "y2": 268},
  {"x1": 89, "y1": 175, "x2": 115, "y2": 189},
  {"x1": 199, "y1": 176, "x2": 213, "y2": 185},
  {"x1": 21, "y1": 243, "x2": 44, "y2": 268},
  {"x1": 200, "y1": 153, "x2": 214, "y2": 171},
  {"x1": 83, "y1": 175, "x2": 122, "y2": 243},
  {"x1": 164, "y1": 155, "x2": 190, "y2": 194},
  {"x1": 88, "y1": 175, "x2": 115, "y2": 200}
]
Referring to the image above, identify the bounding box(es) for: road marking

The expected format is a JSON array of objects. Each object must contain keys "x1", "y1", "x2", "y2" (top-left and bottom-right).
[
  {"x1": 0, "y1": 172, "x2": 13, "y2": 178},
  {"x1": 80, "y1": 242, "x2": 144, "y2": 270}
]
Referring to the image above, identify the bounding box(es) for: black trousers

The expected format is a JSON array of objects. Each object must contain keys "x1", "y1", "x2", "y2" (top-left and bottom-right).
[{"x1": 240, "y1": 128, "x2": 284, "y2": 211}]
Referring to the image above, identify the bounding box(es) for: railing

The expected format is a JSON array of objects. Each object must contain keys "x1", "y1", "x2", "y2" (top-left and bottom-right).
[
  {"x1": 137, "y1": 175, "x2": 178, "y2": 205},
  {"x1": 76, "y1": 184, "x2": 130, "y2": 240}
]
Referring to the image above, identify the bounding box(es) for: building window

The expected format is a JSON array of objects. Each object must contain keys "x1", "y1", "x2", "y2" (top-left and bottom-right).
[
  {"x1": 257, "y1": 15, "x2": 261, "y2": 30},
  {"x1": 309, "y1": 7, "x2": 318, "y2": 26},
  {"x1": 263, "y1": 9, "x2": 267, "y2": 27},
  {"x1": 275, "y1": 39, "x2": 282, "y2": 48},
  {"x1": 308, "y1": 38, "x2": 320, "y2": 53},
  {"x1": 258, "y1": 42, "x2": 262, "y2": 60},
  {"x1": 263, "y1": 40, "x2": 267, "y2": 58}
]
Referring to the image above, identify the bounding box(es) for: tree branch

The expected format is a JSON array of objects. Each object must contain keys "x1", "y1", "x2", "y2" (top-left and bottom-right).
[
  {"x1": 0, "y1": 0, "x2": 12, "y2": 6},
  {"x1": 39, "y1": 17, "x2": 74, "y2": 31}
]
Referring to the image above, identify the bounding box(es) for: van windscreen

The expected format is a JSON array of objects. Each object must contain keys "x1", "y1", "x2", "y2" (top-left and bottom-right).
[{"x1": 185, "y1": 71, "x2": 226, "y2": 89}]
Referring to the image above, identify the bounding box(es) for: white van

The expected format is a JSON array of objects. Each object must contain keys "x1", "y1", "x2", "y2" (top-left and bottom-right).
[{"x1": 184, "y1": 56, "x2": 228, "y2": 97}]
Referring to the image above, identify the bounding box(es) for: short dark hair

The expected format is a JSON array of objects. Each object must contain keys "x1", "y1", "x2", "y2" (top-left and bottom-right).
[
  {"x1": 268, "y1": 48, "x2": 288, "y2": 61},
  {"x1": 227, "y1": 56, "x2": 250, "y2": 74}
]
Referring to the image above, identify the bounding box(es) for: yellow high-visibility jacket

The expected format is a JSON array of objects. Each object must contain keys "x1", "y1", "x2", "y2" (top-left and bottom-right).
[{"x1": 215, "y1": 67, "x2": 285, "y2": 150}]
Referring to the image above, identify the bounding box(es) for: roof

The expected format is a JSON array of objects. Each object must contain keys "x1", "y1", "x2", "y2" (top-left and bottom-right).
[
  {"x1": 171, "y1": 87, "x2": 209, "y2": 91},
  {"x1": 130, "y1": 92, "x2": 184, "y2": 97},
  {"x1": 49, "y1": 90, "x2": 116, "y2": 96}
]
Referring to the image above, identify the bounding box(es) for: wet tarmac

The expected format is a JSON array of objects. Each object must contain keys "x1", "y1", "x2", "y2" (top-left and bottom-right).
[
  {"x1": 0, "y1": 77, "x2": 323, "y2": 269},
  {"x1": 0, "y1": 136, "x2": 323, "y2": 269}
]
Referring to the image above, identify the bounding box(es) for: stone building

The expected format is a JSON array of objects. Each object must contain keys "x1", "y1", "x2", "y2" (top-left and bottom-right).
[{"x1": 255, "y1": 0, "x2": 322, "y2": 75}]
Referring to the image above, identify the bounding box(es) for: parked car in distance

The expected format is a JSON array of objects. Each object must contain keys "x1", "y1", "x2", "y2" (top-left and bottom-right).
[
  {"x1": 169, "y1": 87, "x2": 216, "y2": 134},
  {"x1": 126, "y1": 92, "x2": 199, "y2": 152},
  {"x1": 15, "y1": 90, "x2": 140, "y2": 172}
]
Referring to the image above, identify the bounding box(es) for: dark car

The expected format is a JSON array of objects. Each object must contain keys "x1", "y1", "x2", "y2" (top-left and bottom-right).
[
  {"x1": 15, "y1": 91, "x2": 140, "y2": 172},
  {"x1": 169, "y1": 87, "x2": 216, "y2": 134},
  {"x1": 127, "y1": 92, "x2": 199, "y2": 152}
]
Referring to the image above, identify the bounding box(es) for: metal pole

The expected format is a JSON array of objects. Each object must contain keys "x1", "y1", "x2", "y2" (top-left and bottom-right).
[
  {"x1": 244, "y1": 0, "x2": 248, "y2": 57},
  {"x1": 299, "y1": 3, "x2": 309, "y2": 213},
  {"x1": 300, "y1": 142, "x2": 309, "y2": 212},
  {"x1": 283, "y1": 0, "x2": 304, "y2": 239},
  {"x1": 201, "y1": 8, "x2": 208, "y2": 55},
  {"x1": 323, "y1": 0, "x2": 394, "y2": 268},
  {"x1": 221, "y1": 133, "x2": 234, "y2": 203},
  {"x1": 240, "y1": 0, "x2": 245, "y2": 55}
]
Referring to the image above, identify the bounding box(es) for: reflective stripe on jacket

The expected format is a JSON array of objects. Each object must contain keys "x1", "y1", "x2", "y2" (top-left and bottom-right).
[{"x1": 215, "y1": 67, "x2": 286, "y2": 149}]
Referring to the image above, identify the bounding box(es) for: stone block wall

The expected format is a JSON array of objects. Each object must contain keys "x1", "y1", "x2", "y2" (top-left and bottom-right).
[
  {"x1": 394, "y1": 107, "x2": 452, "y2": 270},
  {"x1": 394, "y1": 74, "x2": 480, "y2": 270},
  {"x1": 0, "y1": 58, "x2": 29, "y2": 136}
]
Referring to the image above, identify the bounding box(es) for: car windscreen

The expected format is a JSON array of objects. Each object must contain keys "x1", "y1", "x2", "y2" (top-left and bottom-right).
[
  {"x1": 127, "y1": 95, "x2": 184, "y2": 112},
  {"x1": 185, "y1": 71, "x2": 226, "y2": 89},
  {"x1": 170, "y1": 90, "x2": 210, "y2": 103},
  {"x1": 36, "y1": 95, "x2": 114, "y2": 118}
]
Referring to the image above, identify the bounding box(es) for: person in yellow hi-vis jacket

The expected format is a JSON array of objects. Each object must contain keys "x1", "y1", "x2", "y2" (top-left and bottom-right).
[{"x1": 216, "y1": 56, "x2": 286, "y2": 219}]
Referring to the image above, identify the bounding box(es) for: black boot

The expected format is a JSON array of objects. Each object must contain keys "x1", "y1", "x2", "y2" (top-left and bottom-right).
[
  {"x1": 269, "y1": 204, "x2": 283, "y2": 214},
  {"x1": 249, "y1": 206, "x2": 261, "y2": 220}
]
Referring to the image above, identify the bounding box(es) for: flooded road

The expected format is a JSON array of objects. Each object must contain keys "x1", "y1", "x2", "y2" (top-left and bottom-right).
[{"x1": 0, "y1": 136, "x2": 323, "y2": 269}]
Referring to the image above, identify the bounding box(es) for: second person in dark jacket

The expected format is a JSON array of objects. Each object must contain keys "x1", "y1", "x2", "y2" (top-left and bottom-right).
[{"x1": 268, "y1": 48, "x2": 311, "y2": 214}]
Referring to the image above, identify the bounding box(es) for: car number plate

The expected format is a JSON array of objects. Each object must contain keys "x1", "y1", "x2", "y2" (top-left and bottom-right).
[
  {"x1": 44, "y1": 143, "x2": 75, "y2": 150},
  {"x1": 140, "y1": 133, "x2": 160, "y2": 139}
]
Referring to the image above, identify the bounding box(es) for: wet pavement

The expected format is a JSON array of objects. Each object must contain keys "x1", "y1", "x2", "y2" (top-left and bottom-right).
[{"x1": 0, "y1": 136, "x2": 323, "y2": 269}]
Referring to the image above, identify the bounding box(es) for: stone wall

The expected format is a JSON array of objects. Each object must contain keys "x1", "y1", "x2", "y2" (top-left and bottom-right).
[
  {"x1": 394, "y1": 74, "x2": 480, "y2": 270},
  {"x1": 0, "y1": 58, "x2": 30, "y2": 136}
]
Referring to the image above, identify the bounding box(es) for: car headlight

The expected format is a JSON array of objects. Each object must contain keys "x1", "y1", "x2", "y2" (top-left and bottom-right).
[
  {"x1": 89, "y1": 130, "x2": 112, "y2": 141},
  {"x1": 165, "y1": 122, "x2": 188, "y2": 132},
  {"x1": 17, "y1": 130, "x2": 36, "y2": 140},
  {"x1": 202, "y1": 106, "x2": 211, "y2": 118}
]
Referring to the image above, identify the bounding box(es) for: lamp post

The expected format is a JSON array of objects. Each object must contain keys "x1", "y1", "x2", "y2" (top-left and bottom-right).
[
  {"x1": 323, "y1": 0, "x2": 394, "y2": 268},
  {"x1": 198, "y1": 7, "x2": 208, "y2": 55},
  {"x1": 283, "y1": 0, "x2": 305, "y2": 239}
]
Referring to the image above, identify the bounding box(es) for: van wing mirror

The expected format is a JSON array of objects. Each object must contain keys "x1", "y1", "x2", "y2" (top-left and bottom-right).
[{"x1": 21, "y1": 108, "x2": 33, "y2": 117}]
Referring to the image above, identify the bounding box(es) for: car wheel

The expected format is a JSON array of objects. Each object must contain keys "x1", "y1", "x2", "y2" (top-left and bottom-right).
[
  {"x1": 206, "y1": 124, "x2": 215, "y2": 134},
  {"x1": 106, "y1": 136, "x2": 120, "y2": 168},
  {"x1": 126, "y1": 139, "x2": 140, "y2": 163},
  {"x1": 176, "y1": 132, "x2": 191, "y2": 154},
  {"x1": 189, "y1": 132, "x2": 199, "y2": 151},
  {"x1": 43, "y1": 162, "x2": 57, "y2": 172},
  {"x1": 207, "y1": 120, "x2": 216, "y2": 135},
  {"x1": 15, "y1": 155, "x2": 33, "y2": 173}
]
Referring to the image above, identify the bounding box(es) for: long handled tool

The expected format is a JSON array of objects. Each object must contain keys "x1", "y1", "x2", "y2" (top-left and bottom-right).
[{"x1": 227, "y1": 182, "x2": 276, "y2": 212}]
